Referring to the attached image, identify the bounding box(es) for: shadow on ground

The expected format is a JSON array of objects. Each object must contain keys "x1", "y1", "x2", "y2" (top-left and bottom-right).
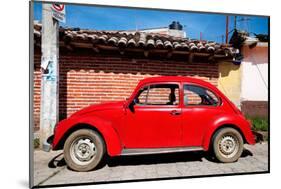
[
  {"x1": 241, "y1": 148, "x2": 253, "y2": 157},
  {"x1": 48, "y1": 153, "x2": 65, "y2": 168},
  {"x1": 48, "y1": 148, "x2": 253, "y2": 171},
  {"x1": 106, "y1": 151, "x2": 205, "y2": 167}
]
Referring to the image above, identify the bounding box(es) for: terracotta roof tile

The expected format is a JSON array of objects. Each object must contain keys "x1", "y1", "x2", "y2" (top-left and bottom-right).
[{"x1": 33, "y1": 23, "x2": 236, "y2": 57}]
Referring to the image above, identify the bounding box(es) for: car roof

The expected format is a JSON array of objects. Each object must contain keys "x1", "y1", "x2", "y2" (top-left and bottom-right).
[{"x1": 139, "y1": 76, "x2": 215, "y2": 88}]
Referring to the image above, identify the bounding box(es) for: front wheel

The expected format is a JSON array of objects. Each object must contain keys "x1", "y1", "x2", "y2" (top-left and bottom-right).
[
  {"x1": 212, "y1": 128, "x2": 244, "y2": 163},
  {"x1": 63, "y1": 129, "x2": 105, "y2": 171}
]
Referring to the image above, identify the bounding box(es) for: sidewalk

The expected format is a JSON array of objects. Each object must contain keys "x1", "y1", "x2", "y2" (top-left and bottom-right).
[{"x1": 33, "y1": 142, "x2": 268, "y2": 187}]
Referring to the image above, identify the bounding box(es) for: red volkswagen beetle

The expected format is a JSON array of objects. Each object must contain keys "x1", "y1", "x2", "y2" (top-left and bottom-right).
[{"x1": 44, "y1": 76, "x2": 256, "y2": 172}]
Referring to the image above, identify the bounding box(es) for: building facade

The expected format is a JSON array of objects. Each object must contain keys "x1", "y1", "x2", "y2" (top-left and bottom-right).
[
  {"x1": 33, "y1": 23, "x2": 236, "y2": 131},
  {"x1": 240, "y1": 42, "x2": 268, "y2": 117}
]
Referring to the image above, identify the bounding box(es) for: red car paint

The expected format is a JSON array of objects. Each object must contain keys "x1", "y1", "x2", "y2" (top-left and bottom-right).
[{"x1": 51, "y1": 76, "x2": 255, "y2": 156}]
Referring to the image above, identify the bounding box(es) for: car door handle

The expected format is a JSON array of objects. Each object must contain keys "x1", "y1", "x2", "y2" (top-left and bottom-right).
[{"x1": 170, "y1": 110, "x2": 181, "y2": 116}]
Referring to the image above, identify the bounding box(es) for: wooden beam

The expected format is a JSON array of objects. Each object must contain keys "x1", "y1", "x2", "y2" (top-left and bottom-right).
[
  {"x1": 167, "y1": 50, "x2": 173, "y2": 58},
  {"x1": 144, "y1": 50, "x2": 149, "y2": 57},
  {"x1": 71, "y1": 42, "x2": 92, "y2": 48},
  {"x1": 92, "y1": 46, "x2": 100, "y2": 53},
  {"x1": 208, "y1": 55, "x2": 216, "y2": 63},
  {"x1": 126, "y1": 48, "x2": 143, "y2": 53},
  {"x1": 119, "y1": 48, "x2": 125, "y2": 55},
  {"x1": 150, "y1": 49, "x2": 169, "y2": 54},
  {"x1": 173, "y1": 51, "x2": 190, "y2": 55},
  {"x1": 63, "y1": 40, "x2": 74, "y2": 51},
  {"x1": 55, "y1": 41, "x2": 233, "y2": 61},
  {"x1": 214, "y1": 54, "x2": 229, "y2": 58},
  {"x1": 188, "y1": 53, "x2": 194, "y2": 63},
  {"x1": 194, "y1": 52, "x2": 211, "y2": 57},
  {"x1": 96, "y1": 44, "x2": 119, "y2": 51},
  {"x1": 34, "y1": 40, "x2": 41, "y2": 48},
  {"x1": 65, "y1": 44, "x2": 74, "y2": 51}
]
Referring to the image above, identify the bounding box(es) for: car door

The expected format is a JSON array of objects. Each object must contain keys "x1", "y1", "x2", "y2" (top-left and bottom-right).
[
  {"x1": 124, "y1": 83, "x2": 182, "y2": 148},
  {"x1": 181, "y1": 84, "x2": 222, "y2": 147}
]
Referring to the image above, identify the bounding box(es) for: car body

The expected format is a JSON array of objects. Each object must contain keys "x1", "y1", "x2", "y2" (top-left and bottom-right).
[{"x1": 44, "y1": 76, "x2": 256, "y2": 171}]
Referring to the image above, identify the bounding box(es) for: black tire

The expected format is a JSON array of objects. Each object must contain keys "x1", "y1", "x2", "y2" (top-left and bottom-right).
[
  {"x1": 63, "y1": 129, "x2": 105, "y2": 172},
  {"x1": 212, "y1": 127, "x2": 244, "y2": 163}
]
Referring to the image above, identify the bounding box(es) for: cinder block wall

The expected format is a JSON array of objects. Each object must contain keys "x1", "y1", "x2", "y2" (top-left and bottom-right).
[{"x1": 33, "y1": 51, "x2": 219, "y2": 131}]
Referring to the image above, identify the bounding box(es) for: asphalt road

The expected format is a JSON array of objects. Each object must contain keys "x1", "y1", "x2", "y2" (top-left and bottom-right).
[{"x1": 33, "y1": 142, "x2": 268, "y2": 187}]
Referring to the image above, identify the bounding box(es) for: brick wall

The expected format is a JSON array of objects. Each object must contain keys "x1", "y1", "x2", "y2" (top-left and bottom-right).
[
  {"x1": 33, "y1": 50, "x2": 219, "y2": 131},
  {"x1": 241, "y1": 101, "x2": 268, "y2": 118}
]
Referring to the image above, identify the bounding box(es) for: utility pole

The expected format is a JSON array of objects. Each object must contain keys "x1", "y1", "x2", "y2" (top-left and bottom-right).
[
  {"x1": 225, "y1": 15, "x2": 229, "y2": 44},
  {"x1": 234, "y1": 16, "x2": 237, "y2": 30},
  {"x1": 40, "y1": 3, "x2": 59, "y2": 150},
  {"x1": 200, "y1": 32, "x2": 202, "y2": 41}
]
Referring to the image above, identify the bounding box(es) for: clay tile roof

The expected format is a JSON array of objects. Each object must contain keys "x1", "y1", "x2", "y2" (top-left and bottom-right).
[{"x1": 33, "y1": 23, "x2": 236, "y2": 57}]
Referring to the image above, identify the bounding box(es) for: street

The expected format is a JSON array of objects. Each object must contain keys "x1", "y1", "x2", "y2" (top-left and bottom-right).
[{"x1": 33, "y1": 142, "x2": 268, "y2": 187}]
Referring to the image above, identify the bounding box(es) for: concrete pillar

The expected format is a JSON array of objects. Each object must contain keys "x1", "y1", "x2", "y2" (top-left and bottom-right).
[{"x1": 40, "y1": 3, "x2": 59, "y2": 150}]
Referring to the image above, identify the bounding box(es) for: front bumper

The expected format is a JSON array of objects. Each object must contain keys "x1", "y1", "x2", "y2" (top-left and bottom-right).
[{"x1": 42, "y1": 135, "x2": 54, "y2": 152}]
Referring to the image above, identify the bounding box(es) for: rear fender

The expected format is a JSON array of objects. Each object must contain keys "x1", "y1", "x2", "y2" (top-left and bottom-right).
[
  {"x1": 52, "y1": 115, "x2": 123, "y2": 156},
  {"x1": 202, "y1": 116, "x2": 255, "y2": 151}
]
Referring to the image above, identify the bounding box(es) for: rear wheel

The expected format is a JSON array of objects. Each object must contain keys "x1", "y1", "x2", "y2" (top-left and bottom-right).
[
  {"x1": 63, "y1": 129, "x2": 105, "y2": 171},
  {"x1": 212, "y1": 128, "x2": 244, "y2": 163}
]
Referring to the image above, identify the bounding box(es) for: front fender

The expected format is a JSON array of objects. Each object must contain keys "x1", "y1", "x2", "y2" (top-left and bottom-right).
[
  {"x1": 52, "y1": 115, "x2": 123, "y2": 156},
  {"x1": 202, "y1": 115, "x2": 255, "y2": 151}
]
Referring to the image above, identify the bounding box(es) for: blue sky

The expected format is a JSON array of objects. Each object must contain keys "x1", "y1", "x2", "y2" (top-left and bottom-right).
[{"x1": 33, "y1": 2, "x2": 268, "y2": 43}]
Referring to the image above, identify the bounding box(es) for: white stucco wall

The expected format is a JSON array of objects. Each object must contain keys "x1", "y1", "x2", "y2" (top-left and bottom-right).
[{"x1": 241, "y1": 62, "x2": 268, "y2": 101}]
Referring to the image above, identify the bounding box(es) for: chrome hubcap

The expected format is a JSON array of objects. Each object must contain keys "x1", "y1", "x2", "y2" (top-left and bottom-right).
[
  {"x1": 70, "y1": 137, "x2": 97, "y2": 165},
  {"x1": 218, "y1": 135, "x2": 239, "y2": 158}
]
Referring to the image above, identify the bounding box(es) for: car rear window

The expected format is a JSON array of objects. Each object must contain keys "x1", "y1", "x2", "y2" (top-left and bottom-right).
[{"x1": 183, "y1": 84, "x2": 219, "y2": 106}]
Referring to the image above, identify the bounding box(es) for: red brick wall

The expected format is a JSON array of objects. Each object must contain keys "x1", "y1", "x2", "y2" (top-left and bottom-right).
[
  {"x1": 241, "y1": 101, "x2": 268, "y2": 118},
  {"x1": 33, "y1": 51, "x2": 219, "y2": 130}
]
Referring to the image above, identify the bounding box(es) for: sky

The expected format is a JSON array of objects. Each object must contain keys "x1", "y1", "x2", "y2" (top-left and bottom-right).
[{"x1": 33, "y1": 2, "x2": 269, "y2": 43}]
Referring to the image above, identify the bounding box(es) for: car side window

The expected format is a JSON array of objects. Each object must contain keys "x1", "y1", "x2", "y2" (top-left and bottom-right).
[
  {"x1": 183, "y1": 84, "x2": 219, "y2": 106},
  {"x1": 135, "y1": 84, "x2": 179, "y2": 106}
]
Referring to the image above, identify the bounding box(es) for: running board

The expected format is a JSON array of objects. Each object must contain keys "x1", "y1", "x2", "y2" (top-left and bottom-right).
[{"x1": 121, "y1": 146, "x2": 204, "y2": 156}]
